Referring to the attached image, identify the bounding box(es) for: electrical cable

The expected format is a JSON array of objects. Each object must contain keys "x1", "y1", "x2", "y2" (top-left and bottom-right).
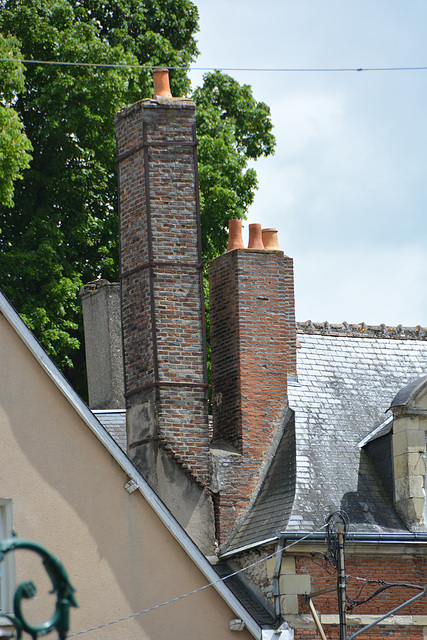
[
  {"x1": 65, "y1": 525, "x2": 328, "y2": 637},
  {"x1": 1, "y1": 59, "x2": 427, "y2": 72},
  {"x1": 345, "y1": 577, "x2": 424, "y2": 612}
]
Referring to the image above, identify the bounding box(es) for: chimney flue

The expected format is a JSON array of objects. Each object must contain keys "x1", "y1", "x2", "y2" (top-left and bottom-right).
[
  {"x1": 115, "y1": 84, "x2": 215, "y2": 552},
  {"x1": 153, "y1": 68, "x2": 172, "y2": 98},
  {"x1": 227, "y1": 219, "x2": 245, "y2": 251},
  {"x1": 262, "y1": 228, "x2": 281, "y2": 250},
  {"x1": 209, "y1": 244, "x2": 296, "y2": 542},
  {"x1": 247, "y1": 223, "x2": 265, "y2": 249}
]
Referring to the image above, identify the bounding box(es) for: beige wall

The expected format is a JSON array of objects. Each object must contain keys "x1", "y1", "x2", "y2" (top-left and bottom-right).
[{"x1": 0, "y1": 313, "x2": 253, "y2": 640}]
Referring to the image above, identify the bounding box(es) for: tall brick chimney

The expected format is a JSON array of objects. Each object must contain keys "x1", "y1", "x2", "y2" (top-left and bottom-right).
[
  {"x1": 209, "y1": 244, "x2": 296, "y2": 543},
  {"x1": 114, "y1": 71, "x2": 214, "y2": 552}
]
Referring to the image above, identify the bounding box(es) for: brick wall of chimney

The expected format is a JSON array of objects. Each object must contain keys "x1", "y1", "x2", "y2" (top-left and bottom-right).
[
  {"x1": 209, "y1": 248, "x2": 296, "y2": 542},
  {"x1": 115, "y1": 97, "x2": 210, "y2": 487}
]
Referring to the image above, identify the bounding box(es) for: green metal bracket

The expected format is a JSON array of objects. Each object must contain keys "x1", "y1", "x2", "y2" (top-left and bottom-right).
[{"x1": 0, "y1": 538, "x2": 78, "y2": 640}]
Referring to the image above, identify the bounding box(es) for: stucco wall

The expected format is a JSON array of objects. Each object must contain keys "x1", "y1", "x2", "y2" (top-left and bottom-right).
[{"x1": 0, "y1": 312, "x2": 252, "y2": 640}]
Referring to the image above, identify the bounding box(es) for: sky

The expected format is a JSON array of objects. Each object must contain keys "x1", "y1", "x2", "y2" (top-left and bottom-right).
[{"x1": 189, "y1": 1, "x2": 427, "y2": 326}]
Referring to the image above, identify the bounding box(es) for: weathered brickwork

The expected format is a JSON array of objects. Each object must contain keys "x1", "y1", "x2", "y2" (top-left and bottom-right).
[
  {"x1": 296, "y1": 553, "x2": 427, "y2": 615},
  {"x1": 234, "y1": 546, "x2": 274, "y2": 601},
  {"x1": 115, "y1": 97, "x2": 210, "y2": 485},
  {"x1": 234, "y1": 547, "x2": 427, "y2": 638},
  {"x1": 209, "y1": 249, "x2": 296, "y2": 541},
  {"x1": 292, "y1": 552, "x2": 426, "y2": 639}
]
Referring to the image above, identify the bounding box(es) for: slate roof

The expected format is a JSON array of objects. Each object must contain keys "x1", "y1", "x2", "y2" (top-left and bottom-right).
[
  {"x1": 390, "y1": 373, "x2": 427, "y2": 408},
  {"x1": 214, "y1": 562, "x2": 277, "y2": 629},
  {"x1": 93, "y1": 409, "x2": 126, "y2": 452},
  {"x1": 224, "y1": 324, "x2": 427, "y2": 555}
]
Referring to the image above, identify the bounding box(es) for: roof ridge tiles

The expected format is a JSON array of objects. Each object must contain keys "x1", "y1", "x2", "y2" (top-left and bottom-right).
[{"x1": 297, "y1": 321, "x2": 427, "y2": 340}]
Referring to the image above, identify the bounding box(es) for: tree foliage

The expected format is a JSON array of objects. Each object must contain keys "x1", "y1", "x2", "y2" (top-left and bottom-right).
[
  {"x1": 0, "y1": 0, "x2": 198, "y2": 378},
  {"x1": 0, "y1": 0, "x2": 275, "y2": 393},
  {"x1": 0, "y1": 34, "x2": 33, "y2": 207},
  {"x1": 193, "y1": 70, "x2": 275, "y2": 262}
]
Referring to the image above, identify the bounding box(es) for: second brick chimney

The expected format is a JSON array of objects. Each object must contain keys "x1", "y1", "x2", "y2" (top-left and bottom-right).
[{"x1": 209, "y1": 244, "x2": 296, "y2": 543}]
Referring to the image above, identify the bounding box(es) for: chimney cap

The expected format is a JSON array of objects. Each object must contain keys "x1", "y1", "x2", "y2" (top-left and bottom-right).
[
  {"x1": 262, "y1": 228, "x2": 281, "y2": 251},
  {"x1": 153, "y1": 67, "x2": 173, "y2": 98}
]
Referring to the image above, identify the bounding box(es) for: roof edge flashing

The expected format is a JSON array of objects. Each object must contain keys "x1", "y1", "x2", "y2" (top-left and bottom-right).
[
  {"x1": 390, "y1": 374, "x2": 427, "y2": 410},
  {"x1": 358, "y1": 416, "x2": 393, "y2": 448}
]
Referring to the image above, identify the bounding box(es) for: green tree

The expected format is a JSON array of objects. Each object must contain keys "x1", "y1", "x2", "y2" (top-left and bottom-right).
[
  {"x1": 0, "y1": 33, "x2": 33, "y2": 207},
  {"x1": 193, "y1": 70, "x2": 275, "y2": 262},
  {"x1": 0, "y1": 0, "x2": 198, "y2": 384},
  {"x1": 0, "y1": 0, "x2": 274, "y2": 394},
  {"x1": 192, "y1": 70, "x2": 275, "y2": 397}
]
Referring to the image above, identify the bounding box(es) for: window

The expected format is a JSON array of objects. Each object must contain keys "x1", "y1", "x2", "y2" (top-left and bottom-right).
[{"x1": 0, "y1": 500, "x2": 14, "y2": 614}]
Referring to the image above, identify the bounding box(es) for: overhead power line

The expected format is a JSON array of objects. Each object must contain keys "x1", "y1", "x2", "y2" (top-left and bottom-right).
[
  {"x1": 1, "y1": 58, "x2": 427, "y2": 72},
  {"x1": 67, "y1": 526, "x2": 328, "y2": 638}
]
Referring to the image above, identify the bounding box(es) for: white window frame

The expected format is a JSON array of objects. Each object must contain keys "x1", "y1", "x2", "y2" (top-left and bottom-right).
[{"x1": 0, "y1": 500, "x2": 15, "y2": 615}]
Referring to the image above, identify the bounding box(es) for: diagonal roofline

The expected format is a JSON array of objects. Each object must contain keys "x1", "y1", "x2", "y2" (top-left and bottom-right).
[{"x1": 0, "y1": 290, "x2": 263, "y2": 639}]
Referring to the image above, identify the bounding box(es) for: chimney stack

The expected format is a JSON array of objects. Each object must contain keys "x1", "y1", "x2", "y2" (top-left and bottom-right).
[
  {"x1": 209, "y1": 236, "x2": 296, "y2": 542},
  {"x1": 114, "y1": 70, "x2": 214, "y2": 551},
  {"x1": 114, "y1": 68, "x2": 296, "y2": 549}
]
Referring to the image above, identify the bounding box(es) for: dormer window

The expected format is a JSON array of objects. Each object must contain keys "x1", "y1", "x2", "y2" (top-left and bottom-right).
[{"x1": 389, "y1": 375, "x2": 427, "y2": 532}]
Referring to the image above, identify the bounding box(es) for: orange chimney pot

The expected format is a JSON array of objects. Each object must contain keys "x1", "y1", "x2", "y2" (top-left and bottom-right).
[
  {"x1": 153, "y1": 68, "x2": 172, "y2": 98},
  {"x1": 247, "y1": 223, "x2": 265, "y2": 250},
  {"x1": 227, "y1": 219, "x2": 245, "y2": 251}
]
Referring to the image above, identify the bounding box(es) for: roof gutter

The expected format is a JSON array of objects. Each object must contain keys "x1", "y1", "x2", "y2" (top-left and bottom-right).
[
  {"x1": 222, "y1": 530, "x2": 427, "y2": 558},
  {"x1": 278, "y1": 531, "x2": 427, "y2": 544}
]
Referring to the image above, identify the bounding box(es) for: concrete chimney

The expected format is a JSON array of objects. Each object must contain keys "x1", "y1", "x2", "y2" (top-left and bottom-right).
[
  {"x1": 80, "y1": 280, "x2": 125, "y2": 410},
  {"x1": 209, "y1": 245, "x2": 296, "y2": 543}
]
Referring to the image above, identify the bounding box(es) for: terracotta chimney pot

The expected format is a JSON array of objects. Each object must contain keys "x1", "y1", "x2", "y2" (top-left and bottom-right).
[
  {"x1": 247, "y1": 223, "x2": 265, "y2": 250},
  {"x1": 262, "y1": 228, "x2": 281, "y2": 251},
  {"x1": 227, "y1": 219, "x2": 245, "y2": 251},
  {"x1": 153, "y1": 68, "x2": 172, "y2": 98}
]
